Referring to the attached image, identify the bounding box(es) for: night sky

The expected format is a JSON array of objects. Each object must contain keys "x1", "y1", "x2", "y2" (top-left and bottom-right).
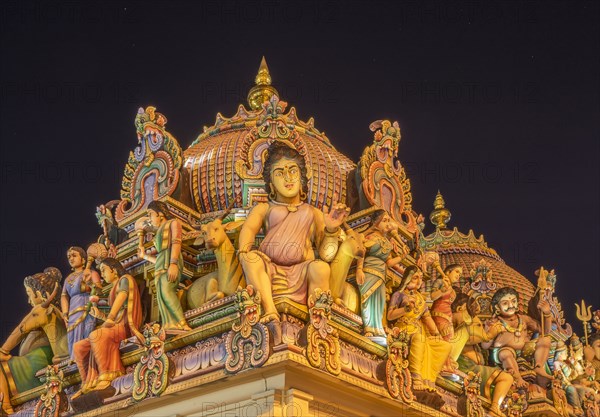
[{"x1": 1, "y1": 1, "x2": 598, "y2": 341}]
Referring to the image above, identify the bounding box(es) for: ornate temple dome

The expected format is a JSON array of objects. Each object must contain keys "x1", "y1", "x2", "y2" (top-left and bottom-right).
[
  {"x1": 182, "y1": 58, "x2": 355, "y2": 213},
  {"x1": 421, "y1": 191, "x2": 536, "y2": 311}
]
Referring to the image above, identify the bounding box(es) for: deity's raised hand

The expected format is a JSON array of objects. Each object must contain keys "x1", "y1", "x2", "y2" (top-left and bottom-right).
[
  {"x1": 537, "y1": 299, "x2": 551, "y2": 315},
  {"x1": 323, "y1": 202, "x2": 350, "y2": 232},
  {"x1": 82, "y1": 268, "x2": 92, "y2": 284}
]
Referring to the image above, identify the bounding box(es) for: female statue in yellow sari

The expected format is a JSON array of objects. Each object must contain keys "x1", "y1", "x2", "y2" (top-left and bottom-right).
[{"x1": 388, "y1": 265, "x2": 451, "y2": 392}]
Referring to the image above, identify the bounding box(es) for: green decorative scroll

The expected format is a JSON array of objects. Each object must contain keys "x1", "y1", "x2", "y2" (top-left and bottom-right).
[
  {"x1": 132, "y1": 324, "x2": 170, "y2": 402},
  {"x1": 225, "y1": 286, "x2": 271, "y2": 373}
]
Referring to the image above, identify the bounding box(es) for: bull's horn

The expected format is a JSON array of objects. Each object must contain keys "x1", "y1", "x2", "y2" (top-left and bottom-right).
[
  {"x1": 187, "y1": 211, "x2": 213, "y2": 230},
  {"x1": 41, "y1": 282, "x2": 60, "y2": 308},
  {"x1": 218, "y1": 198, "x2": 239, "y2": 221}
]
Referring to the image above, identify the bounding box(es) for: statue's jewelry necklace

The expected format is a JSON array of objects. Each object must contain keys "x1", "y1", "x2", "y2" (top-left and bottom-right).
[
  {"x1": 270, "y1": 200, "x2": 303, "y2": 213},
  {"x1": 498, "y1": 315, "x2": 524, "y2": 337},
  {"x1": 66, "y1": 270, "x2": 82, "y2": 288}
]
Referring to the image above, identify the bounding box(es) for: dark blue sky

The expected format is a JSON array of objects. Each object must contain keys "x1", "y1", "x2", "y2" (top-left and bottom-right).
[{"x1": 1, "y1": 0, "x2": 598, "y2": 338}]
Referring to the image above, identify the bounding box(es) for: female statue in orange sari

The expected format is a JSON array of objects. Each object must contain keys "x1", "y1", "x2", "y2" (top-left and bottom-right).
[{"x1": 72, "y1": 258, "x2": 142, "y2": 398}]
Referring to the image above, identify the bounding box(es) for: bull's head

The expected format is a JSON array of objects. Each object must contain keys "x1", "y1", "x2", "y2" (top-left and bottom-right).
[
  {"x1": 189, "y1": 205, "x2": 243, "y2": 249},
  {"x1": 338, "y1": 223, "x2": 366, "y2": 259},
  {"x1": 19, "y1": 283, "x2": 60, "y2": 334}
]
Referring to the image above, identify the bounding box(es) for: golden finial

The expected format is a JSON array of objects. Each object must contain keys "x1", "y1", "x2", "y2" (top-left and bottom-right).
[
  {"x1": 429, "y1": 190, "x2": 451, "y2": 230},
  {"x1": 247, "y1": 56, "x2": 279, "y2": 110}
]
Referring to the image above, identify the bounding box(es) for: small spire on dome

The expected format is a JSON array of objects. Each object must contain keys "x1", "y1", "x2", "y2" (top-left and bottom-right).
[
  {"x1": 429, "y1": 190, "x2": 451, "y2": 230},
  {"x1": 247, "y1": 56, "x2": 279, "y2": 110}
]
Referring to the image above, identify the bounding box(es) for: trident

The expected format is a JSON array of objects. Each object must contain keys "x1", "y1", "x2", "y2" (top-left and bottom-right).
[{"x1": 575, "y1": 299, "x2": 593, "y2": 346}]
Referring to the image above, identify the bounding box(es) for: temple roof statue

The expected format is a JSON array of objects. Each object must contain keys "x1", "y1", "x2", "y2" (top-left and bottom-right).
[{"x1": 422, "y1": 191, "x2": 536, "y2": 310}]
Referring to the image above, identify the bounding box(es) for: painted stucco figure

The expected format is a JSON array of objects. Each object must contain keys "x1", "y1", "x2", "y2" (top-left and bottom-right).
[
  {"x1": 72, "y1": 258, "x2": 143, "y2": 398},
  {"x1": 430, "y1": 263, "x2": 462, "y2": 372},
  {"x1": 60, "y1": 247, "x2": 102, "y2": 357},
  {"x1": 482, "y1": 286, "x2": 553, "y2": 388},
  {"x1": 238, "y1": 142, "x2": 349, "y2": 323},
  {"x1": 138, "y1": 201, "x2": 191, "y2": 331},
  {"x1": 387, "y1": 266, "x2": 451, "y2": 392},
  {"x1": 451, "y1": 293, "x2": 513, "y2": 416},
  {"x1": 0, "y1": 268, "x2": 68, "y2": 415},
  {"x1": 355, "y1": 210, "x2": 404, "y2": 343}
]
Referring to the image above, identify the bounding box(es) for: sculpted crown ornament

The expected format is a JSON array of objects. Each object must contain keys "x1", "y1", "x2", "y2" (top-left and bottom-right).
[
  {"x1": 357, "y1": 119, "x2": 415, "y2": 228},
  {"x1": 116, "y1": 106, "x2": 183, "y2": 221}
]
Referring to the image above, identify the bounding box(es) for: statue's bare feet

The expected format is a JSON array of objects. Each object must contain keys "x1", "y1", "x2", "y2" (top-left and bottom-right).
[
  {"x1": 412, "y1": 379, "x2": 427, "y2": 391},
  {"x1": 1, "y1": 402, "x2": 14, "y2": 415},
  {"x1": 488, "y1": 405, "x2": 504, "y2": 417},
  {"x1": 71, "y1": 390, "x2": 84, "y2": 400},
  {"x1": 533, "y1": 365, "x2": 554, "y2": 380},
  {"x1": 260, "y1": 311, "x2": 280, "y2": 323},
  {"x1": 92, "y1": 380, "x2": 111, "y2": 391},
  {"x1": 178, "y1": 320, "x2": 193, "y2": 332},
  {"x1": 515, "y1": 377, "x2": 529, "y2": 389}
]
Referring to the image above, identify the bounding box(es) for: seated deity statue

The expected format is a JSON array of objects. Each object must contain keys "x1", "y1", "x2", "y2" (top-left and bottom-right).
[
  {"x1": 482, "y1": 287, "x2": 553, "y2": 388},
  {"x1": 387, "y1": 265, "x2": 451, "y2": 392},
  {"x1": 238, "y1": 142, "x2": 349, "y2": 323},
  {"x1": 72, "y1": 258, "x2": 142, "y2": 399},
  {"x1": 451, "y1": 293, "x2": 514, "y2": 417}
]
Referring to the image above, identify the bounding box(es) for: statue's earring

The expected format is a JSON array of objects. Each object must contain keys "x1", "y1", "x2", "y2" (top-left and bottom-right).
[
  {"x1": 299, "y1": 189, "x2": 307, "y2": 201},
  {"x1": 269, "y1": 184, "x2": 276, "y2": 200}
]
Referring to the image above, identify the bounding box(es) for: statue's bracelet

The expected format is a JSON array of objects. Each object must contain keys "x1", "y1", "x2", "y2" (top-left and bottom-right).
[
  {"x1": 0, "y1": 347, "x2": 10, "y2": 355},
  {"x1": 324, "y1": 227, "x2": 340, "y2": 237}
]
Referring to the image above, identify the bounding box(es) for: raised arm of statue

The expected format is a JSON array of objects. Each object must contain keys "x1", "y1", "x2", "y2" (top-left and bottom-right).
[{"x1": 317, "y1": 203, "x2": 348, "y2": 262}]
